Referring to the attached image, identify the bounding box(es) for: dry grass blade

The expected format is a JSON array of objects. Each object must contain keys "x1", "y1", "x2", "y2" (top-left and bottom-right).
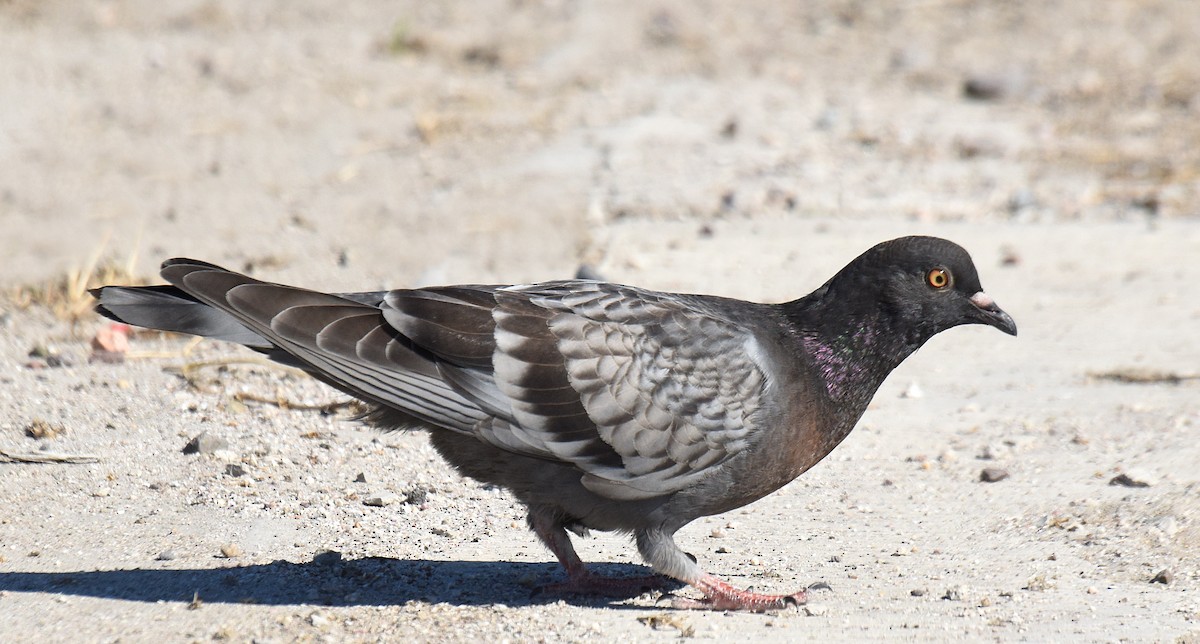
[
  {"x1": 170, "y1": 357, "x2": 309, "y2": 392},
  {"x1": 171, "y1": 358, "x2": 362, "y2": 413},
  {"x1": 1088, "y1": 368, "x2": 1200, "y2": 385},
  {"x1": 0, "y1": 448, "x2": 100, "y2": 464},
  {"x1": 7, "y1": 232, "x2": 144, "y2": 323},
  {"x1": 231, "y1": 391, "x2": 363, "y2": 414}
]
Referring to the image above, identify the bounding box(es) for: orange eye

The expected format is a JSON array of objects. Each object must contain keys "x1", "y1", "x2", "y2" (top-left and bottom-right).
[{"x1": 926, "y1": 268, "x2": 951, "y2": 289}]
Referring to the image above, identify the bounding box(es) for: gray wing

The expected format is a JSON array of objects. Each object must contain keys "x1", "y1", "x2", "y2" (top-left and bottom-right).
[
  {"x1": 384, "y1": 281, "x2": 769, "y2": 500},
  {"x1": 100, "y1": 261, "x2": 769, "y2": 502}
]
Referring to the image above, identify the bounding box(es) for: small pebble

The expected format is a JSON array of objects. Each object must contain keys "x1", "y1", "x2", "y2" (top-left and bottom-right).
[
  {"x1": 31, "y1": 345, "x2": 72, "y2": 367},
  {"x1": 1006, "y1": 190, "x2": 1037, "y2": 215},
  {"x1": 1024, "y1": 574, "x2": 1052, "y2": 591},
  {"x1": 910, "y1": 588, "x2": 926, "y2": 597},
  {"x1": 363, "y1": 493, "x2": 400, "y2": 507},
  {"x1": 1109, "y1": 472, "x2": 1153, "y2": 488},
  {"x1": 980, "y1": 468, "x2": 1010, "y2": 483},
  {"x1": 900, "y1": 381, "x2": 923, "y2": 399},
  {"x1": 962, "y1": 71, "x2": 1024, "y2": 100},
  {"x1": 1000, "y1": 246, "x2": 1022, "y2": 266},
  {"x1": 353, "y1": 472, "x2": 367, "y2": 483},
  {"x1": 28, "y1": 344, "x2": 58, "y2": 360},
  {"x1": 1150, "y1": 569, "x2": 1173, "y2": 585},
  {"x1": 219, "y1": 544, "x2": 243, "y2": 558},
  {"x1": 156, "y1": 550, "x2": 177, "y2": 561},
  {"x1": 25, "y1": 419, "x2": 64, "y2": 440},
  {"x1": 182, "y1": 432, "x2": 229, "y2": 455},
  {"x1": 225, "y1": 463, "x2": 247, "y2": 477},
  {"x1": 404, "y1": 487, "x2": 430, "y2": 505},
  {"x1": 978, "y1": 443, "x2": 1011, "y2": 460}
]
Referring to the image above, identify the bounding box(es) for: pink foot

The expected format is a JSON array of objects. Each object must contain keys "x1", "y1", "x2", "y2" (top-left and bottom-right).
[{"x1": 670, "y1": 574, "x2": 807, "y2": 612}]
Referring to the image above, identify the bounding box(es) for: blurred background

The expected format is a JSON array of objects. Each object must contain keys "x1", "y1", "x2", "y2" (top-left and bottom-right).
[
  {"x1": 2, "y1": 4, "x2": 1199, "y2": 641},
  {"x1": 3, "y1": 0, "x2": 1197, "y2": 292}
]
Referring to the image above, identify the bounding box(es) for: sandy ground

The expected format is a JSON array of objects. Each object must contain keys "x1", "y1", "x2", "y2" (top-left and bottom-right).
[{"x1": 2, "y1": 1, "x2": 1199, "y2": 642}]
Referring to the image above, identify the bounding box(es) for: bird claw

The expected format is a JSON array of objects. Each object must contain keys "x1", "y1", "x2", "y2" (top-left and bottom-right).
[
  {"x1": 670, "y1": 574, "x2": 808, "y2": 612},
  {"x1": 667, "y1": 590, "x2": 806, "y2": 612}
]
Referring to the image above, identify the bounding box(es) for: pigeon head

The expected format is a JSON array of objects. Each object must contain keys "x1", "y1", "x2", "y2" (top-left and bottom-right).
[{"x1": 824, "y1": 235, "x2": 1018, "y2": 344}]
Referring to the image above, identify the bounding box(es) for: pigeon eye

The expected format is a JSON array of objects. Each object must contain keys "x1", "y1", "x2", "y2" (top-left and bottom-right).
[{"x1": 926, "y1": 268, "x2": 951, "y2": 289}]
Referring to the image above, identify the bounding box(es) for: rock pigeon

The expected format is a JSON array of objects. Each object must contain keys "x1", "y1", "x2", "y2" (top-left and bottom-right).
[{"x1": 92, "y1": 235, "x2": 1016, "y2": 611}]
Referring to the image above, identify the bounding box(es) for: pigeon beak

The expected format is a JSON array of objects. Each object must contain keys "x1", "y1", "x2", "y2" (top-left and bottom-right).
[{"x1": 969, "y1": 292, "x2": 1018, "y2": 336}]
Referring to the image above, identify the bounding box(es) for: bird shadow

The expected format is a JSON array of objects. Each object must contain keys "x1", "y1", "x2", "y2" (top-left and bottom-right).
[{"x1": 0, "y1": 556, "x2": 680, "y2": 609}]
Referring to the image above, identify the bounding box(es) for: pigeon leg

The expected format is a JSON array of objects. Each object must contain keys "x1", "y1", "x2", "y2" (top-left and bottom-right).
[
  {"x1": 636, "y1": 529, "x2": 806, "y2": 612},
  {"x1": 528, "y1": 510, "x2": 667, "y2": 597}
]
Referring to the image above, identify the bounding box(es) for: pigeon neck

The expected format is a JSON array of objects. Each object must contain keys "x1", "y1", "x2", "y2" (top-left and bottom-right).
[
  {"x1": 783, "y1": 294, "x2": 925, "y2": 411},
  {"x1": 801, "y1": 322, "x2": 913, "y2": 403}
]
